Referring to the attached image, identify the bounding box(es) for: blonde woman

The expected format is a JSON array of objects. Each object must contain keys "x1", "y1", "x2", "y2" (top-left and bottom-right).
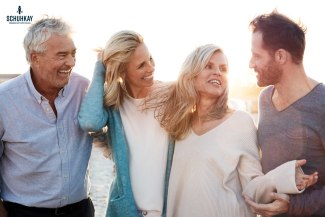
[
  {"x1": 149, "y1": 44, "x2": 316, "y2": 217},
  {"x1": 78, "y1": 31, "x2": 173, "y2": 217}
]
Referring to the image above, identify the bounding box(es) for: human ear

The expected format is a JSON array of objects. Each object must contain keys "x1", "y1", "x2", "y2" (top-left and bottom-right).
[
  {"x1": 275, "y1": 49, "x2": 287, "y2": 64},
  {"x1": 30, "y1": 53, "x2": 39, "y2": 64}
]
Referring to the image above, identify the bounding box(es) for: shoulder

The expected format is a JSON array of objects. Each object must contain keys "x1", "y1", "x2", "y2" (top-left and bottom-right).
[
  {"x1": 69, "y1": 73, "x2": 90, "y2": 87},
  {"x1": 308, "y1": 83, "x2": 325, "y2": 114},
  {"x1": 259, "y1": 85, "x2": 273, "y2": 99},
  {"x1": 302, "y1": 83, "x2": 325, "y2": 105},
  {"x1": 231, "y1": 110, "x2": 257, "y2": 132},
  {"x1": 233, "y1": 110, "x2": 255, "y2": 123},
  {"x1": 70, "y1": 72, "x2": 89, "y2": 83},
  {"x1": 314, "y1": 83, "x2": 325, "y2": 95},
  {"x1": 228, "y1": 111, "x2": 258, "y2": 149},
  {"x1": 0, "y1": 74, "x2": 25, "y2": 96}
]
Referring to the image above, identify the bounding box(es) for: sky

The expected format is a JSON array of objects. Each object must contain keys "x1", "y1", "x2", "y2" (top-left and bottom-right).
[{"x1": 1, "y1": 0, "x2": 325, "y2": 87}]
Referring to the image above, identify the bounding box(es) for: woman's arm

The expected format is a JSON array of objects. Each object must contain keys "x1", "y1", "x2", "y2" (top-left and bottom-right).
[
  {"x1": 78, "y1": 61, "x2": 108, "y2": 132},
  {"x1": 237, "y1": 113, "x2": 308, "y2": 204},
  {"x1": 243, "y1": 160, "x2": 306, "y2": 203}
]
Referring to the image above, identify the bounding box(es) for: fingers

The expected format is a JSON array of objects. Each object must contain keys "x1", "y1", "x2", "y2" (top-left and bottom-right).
[
  {"x1": 295, "y1": 159, "x2": 307, "y2": 167},
  {"x1": 295, "y1": 164, "x2": 305, "y2": 190},
  {"x1": 243, "y1": 194, "x2": 255, "y2": 206},
  {"x1": 294, "y1": 160, "x2": 319, "y2": 190},
  {"x1": 302, "y1": 172, "x2": 318, "y2": 181},
  {"x1": 296, "y1": 171, "x2": 318, "y2": 190},
  {"x1": 97, "y1": 50, "x2": 104, "y2": 62},
  {"x1": 305, "y1": 172, "x2": 318, "y2": 187},
  {"x1": 243, "y1": 193, "x2": 289, "y2": 216},
  {"x1": 243, "y1": 194, "x2": 264, "y2": 214},
  {"x1": 243, "y1": 194, "x2": 279, "y2": 217},
  {"x1": 295, "y1": 160, "x2": 318, "y2": 183},
  {"x1": 296, "y1": 182, "x2": 304, "y2": 191},
  {"x1": 271, "y1": 192, "x2": 290, "y2": 203},
  {"x1": 243, "y1": 194, "x2": 273, "y2": 212},
  {"x1": 94, "y1": 48, "x2": 104, "y2": 62}
]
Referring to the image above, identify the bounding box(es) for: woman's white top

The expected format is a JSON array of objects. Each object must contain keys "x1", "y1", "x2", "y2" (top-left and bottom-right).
[
  {"x1": 167, "y1": 110, "x2": 300, "y2": 217},
  {"x1": 120, "y1": 96, "x2": 169, "y2": 216}
]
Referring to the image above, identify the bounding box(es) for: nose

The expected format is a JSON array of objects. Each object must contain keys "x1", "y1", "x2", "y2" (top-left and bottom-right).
[
  {"x1": 66, "y1": 54, "x2": 76, "y2": 67},
  {"x1": 146, "y1": 61, "x2": 155, "y2": 73},
  {"x1": 214, "y1": 67, "x2": 221, "y2": 76}
]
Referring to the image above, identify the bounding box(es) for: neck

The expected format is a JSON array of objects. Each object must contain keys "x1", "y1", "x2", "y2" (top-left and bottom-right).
[
  {"x1": 192, "y1": 99, "x2": 233, "y2": 136},
  {"x1": 126, "y1": 86, "x2": 151, "y2": 99},
  {"x1": 31, "y1": 72, "x2": 60, "y2": 101},
  {"x1": 195, "y1": 97, "x2": 217, "y2": 120},
  {"x1": 272, "y1": 64, "x2": 318, "y2": 110}
]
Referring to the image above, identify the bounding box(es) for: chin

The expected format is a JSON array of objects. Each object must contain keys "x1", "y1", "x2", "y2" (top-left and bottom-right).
[
  {"x1": 257, "y1": 81, "x2": 269, "y2": 87},
  {"x1": 57, "y1": 80, "x2": 69, "y2": 88},
  {"x1": 145, "y1": 80, "x2": 154, "y2": 86}
]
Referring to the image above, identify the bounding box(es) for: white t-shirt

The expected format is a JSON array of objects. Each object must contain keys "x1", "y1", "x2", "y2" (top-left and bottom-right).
[{"x1": 120, "y1": 96, "x2": 169, "y2": 215}]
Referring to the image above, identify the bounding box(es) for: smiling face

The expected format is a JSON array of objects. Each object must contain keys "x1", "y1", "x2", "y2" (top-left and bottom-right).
[
  {"x1": 31, "y1": 33, "x2": 76, "y2": 94},
  {"x1": 249, "y1": 31, "x2": 283, "y2": 87},
  {"x1": 124, "y1": 43, "x2": 155, "y2": 97},
  {"x1": 194, "y1": 51, "x2": 228, "y2": 101}
]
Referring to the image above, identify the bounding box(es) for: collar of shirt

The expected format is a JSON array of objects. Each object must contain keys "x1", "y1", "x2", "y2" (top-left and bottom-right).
[{"x1": 25, "y1": 69, "x2": 68, "y2": 104}]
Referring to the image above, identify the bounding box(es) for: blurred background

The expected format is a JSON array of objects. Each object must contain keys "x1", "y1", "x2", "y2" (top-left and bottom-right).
[{"x1": 1, "y1": 0, "x2": 324, "y2": 216}]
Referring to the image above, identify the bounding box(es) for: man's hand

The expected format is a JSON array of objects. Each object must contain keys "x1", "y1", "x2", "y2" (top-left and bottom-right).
[
  {"x1": 243, "y1": 192, "x2": 289, "y2": 217},
  {"x1": 295, "y1": 159, "x2": 318, "y2": 190},
  {"x1": 0, "y1": 200, "x2": 7, "y2": 217}
]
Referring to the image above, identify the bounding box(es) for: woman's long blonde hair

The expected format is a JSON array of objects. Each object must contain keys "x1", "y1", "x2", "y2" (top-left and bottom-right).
[
  {"x1": 101, "y1": 30, "x2": 144, "y2": 108},
  {"x1": 152, "y1": 44, "x2": 229, "y2": 140}
]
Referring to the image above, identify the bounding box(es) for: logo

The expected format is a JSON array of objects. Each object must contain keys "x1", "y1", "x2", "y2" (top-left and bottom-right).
[
  {"x1": 6, "y1": 6, "x2": 33, "y2": 24},
  {"x1": 17, "y1": 6, "x2": 23, "y2": 14}
]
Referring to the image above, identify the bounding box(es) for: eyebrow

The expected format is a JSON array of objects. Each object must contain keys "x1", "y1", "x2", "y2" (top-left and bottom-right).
[
  {"x1": 56, "y1": 49, "x2": 77, "y2": 55},
  {"x1": 137, "y1": 61, "x2": 145, "y2": 68}
]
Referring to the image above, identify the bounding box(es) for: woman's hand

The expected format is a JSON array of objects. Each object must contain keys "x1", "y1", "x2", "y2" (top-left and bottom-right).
[
  {"x1": 97, "y1": 49, "x2": 104, "y2": 62},
  {"x1": 295, "y1": 159, "x2": 318, "y2": 190}
]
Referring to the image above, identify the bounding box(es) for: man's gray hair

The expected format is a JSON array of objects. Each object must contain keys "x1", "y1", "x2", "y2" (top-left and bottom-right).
[{"x1": 23, "y1": 16, "x2": 73, "y2": 63}]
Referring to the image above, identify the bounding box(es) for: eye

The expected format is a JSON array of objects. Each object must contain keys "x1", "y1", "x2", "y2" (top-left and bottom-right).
[
  {"x1": 205, "y1": 64, "x2": 212, "y2": 69},
  {"x1": 58, "y1": 54, "x2": 66, "y2": 60},
  {"x1": 219, "y1": 65, "x2": 228, "y2": 73},
  {"x1": 138, "y1": 62, "x2": 145, "y2": 69},
  {"x1": 57, "y1": 52, "x2": 68, "y2": 60}
]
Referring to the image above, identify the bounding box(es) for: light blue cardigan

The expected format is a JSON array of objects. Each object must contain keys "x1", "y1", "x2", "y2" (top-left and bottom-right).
[{"x1": 78, "y1": 62, "x2": 174, "y2": 217}]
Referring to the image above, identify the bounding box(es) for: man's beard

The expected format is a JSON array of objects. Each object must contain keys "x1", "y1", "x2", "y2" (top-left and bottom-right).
[{"x1": 257, "y1": 60, "x2": 282, "y2": 87}]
